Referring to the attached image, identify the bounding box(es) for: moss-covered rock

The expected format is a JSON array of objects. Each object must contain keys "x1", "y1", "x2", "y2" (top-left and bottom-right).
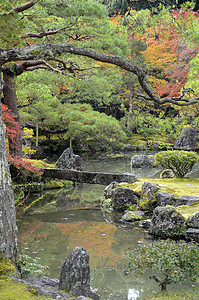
[
  {"x1": 149, "y1": 206, "x2": 186, "y2": 239},
  {"x1": 122, "y1": 211, "x2": 144, "y2": 222},
  {"x1": 138, "y1": 181, "x2": 161, "y2": 212}
]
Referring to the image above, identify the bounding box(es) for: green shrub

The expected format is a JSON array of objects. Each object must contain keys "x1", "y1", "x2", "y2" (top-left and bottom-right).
[
  {"x1": 124, "y1": 239, "x2": 199, "y2": 292},
  {"x1": 154, "y1": 150, "x2": 198, "y2": 178}
]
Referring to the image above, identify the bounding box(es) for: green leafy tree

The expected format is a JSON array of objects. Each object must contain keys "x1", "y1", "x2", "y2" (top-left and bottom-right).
[
  {"x1": 0, "y1": 0, "x2": 199, "y2": 261},
  {"x1": 155, "y1": 150, "x2": 198, "y2": 178},
  {"x1": 125, "y1": 239, "x2": 199, "y2": 291}
]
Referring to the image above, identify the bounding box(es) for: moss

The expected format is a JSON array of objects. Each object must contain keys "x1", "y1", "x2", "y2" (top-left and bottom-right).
[
  {"x1": 0, "y1": 258, "x2": 16, "y2": 276},
  {"x1": 121, "y1": 178, "x2": 199, "y2": 198},
  {"x1": 147, "y1": 286, "x2": 199, "y2": 300},
  {"x1": 0, "y1": 276, "x2": 52, "y2": 300},
  {"x1": 30, "y1": 49, "x2": 42, "y2": 56},
  {"x1": 122, "y1": 212, "x2": 143, "y2": 221},
  {"x1": 177, "y1": 202, "x2": 199, "y2": 219},
  {"x1": 28, "y1": 159, "x2": 56, "y2": 169},
  {"x1": 126, "y1": 134, "x2": 148, "y2": 147}
]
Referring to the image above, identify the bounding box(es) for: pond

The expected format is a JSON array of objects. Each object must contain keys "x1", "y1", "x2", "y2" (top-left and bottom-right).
[{"x1": 17, "y1": 154, "x2": 199, "y2": 299}]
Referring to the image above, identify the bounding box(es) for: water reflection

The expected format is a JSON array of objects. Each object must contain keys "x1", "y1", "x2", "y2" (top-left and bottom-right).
[
  {"x1": 128, "y1": 288, "x2": 143, "y2": 300},
  {"x1": 17, "y1": 156, "x2": 198, "y2": 299}
]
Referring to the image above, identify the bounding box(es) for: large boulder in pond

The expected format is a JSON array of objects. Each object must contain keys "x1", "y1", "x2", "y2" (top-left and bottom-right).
[
  {"x1": 174, "y1": 126, "x2": 198, "y2": 150},
  {"x1": 111, "y1": 187, "x2": 138, "y2": 211},
  {"x1": 131, "y1": 155, "x2": 155, "y2": 168},
  {"x1": 56, "y1": 147, "x2": 82, "y2": 170},
  {"x1": 149, "y1": 206, "x2": 186, "y2": 239},
  {"x1": 59, "y1": 247, "x2": 99, "y2": 300}
]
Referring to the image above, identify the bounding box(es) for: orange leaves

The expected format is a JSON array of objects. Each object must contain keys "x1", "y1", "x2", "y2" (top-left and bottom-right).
[
  {"x1": 56, "y1": 222, "x2": 122, "y2": 268},
  {"x1": 110, "y1": 14, "x2": 122, "y2": 26}
]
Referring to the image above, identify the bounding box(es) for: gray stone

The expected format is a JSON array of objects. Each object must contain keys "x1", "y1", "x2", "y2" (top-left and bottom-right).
[
  {"x1": 43, "y1": 168, "x2": 137, "y2": 185},
  {"x1": 59, "y1": 247, "x2": 99, "y2": 300},
  {"x1": 56, "y1": 147, "x2": 82, "y2": 170},
  {"x1": 160, "y1": 169, "x2": 175, "y2": 179},
  {"x1": 156, "y1": 192, "x2": 175, "y2": 206},
  {"x1": 186, "y1": 228, "x2": 199, "y2": 242},
  {"x1": 111, "y1": 187, "x2": 138, "y2": 211},
  {"x1": 122, "y1": 144, "x2": 134, "y2": 152},
  {"x1": 149, "y1": 206, "x2": 186, "y2": 239},
  {"x1": 103, "y1": 181, "x2": 119, "y2": 198},
  {"x1": 174, "y1": 126, "x2": 198, "y2": 150},
  {"x1": 175, "y1": 195, "x2": 199, "y2": 207},
  {"x1": 187, "y1": 212, "x2": 199, "y2": 228},
  {"x1": 122, "y1": 210, "x2": 144, "y2": 222},
  {"x1": 131, "y1": 155, "x2": 155, "y2": 168},
  {"x1": 12, "y1": 276, "x2": 70, "y2": 299},
  {"x1": 139, "y1": 181, "x2": 161, "y2": 212}
]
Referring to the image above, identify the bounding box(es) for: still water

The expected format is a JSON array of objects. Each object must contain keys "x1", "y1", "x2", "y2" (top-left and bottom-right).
[{"x1": 17, "y1": 155, "x2": 198, "y2": 299}]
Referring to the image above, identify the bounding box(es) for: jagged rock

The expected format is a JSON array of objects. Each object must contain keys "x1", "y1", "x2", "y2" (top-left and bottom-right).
[
  {"x1": 149, "y1": 206, "x2": 186, "y2": 239},
  {"x1": 139, "y1": 181, "x2": 161, "y2": 212},
  {"x1": 59, "y1": 247, "x2": 99, "y2": 300},
  {"x1": 131, "y1": 155, "x2": 155, "y2": 168},
  {"x1": 103, "y1": 181, "x2": 119, "y2": 199},
  {"x1": 186, "y1": 228, "x2": 199, "y2": 242},
  {"x1": 111, "y1": 187, "x2": 138, "y2": 211},
  {"x1": 175, "y1": 195, "x2": 199, "y2": 207},
  {"x1": 121, "y1": 210, "x2": 144, "y2": 222},
  {"x1": 187, "y1": 212, "x2": 199, "y2": 228},
  {"x1": 56, "y1": 147, "x2": 82, "y2": 170},
  {"x1": 156, "y1": 192, "x2": 175, "y2": 206},
  {"x1": 160, "y1": 169, "x2": 175, "y2": 179},
  {"x1": 174, "y1": 126, "x2": 198, "y2": 150},
  {"x1": 122, "y1": 144, "x2": 135, "y2": 152}
]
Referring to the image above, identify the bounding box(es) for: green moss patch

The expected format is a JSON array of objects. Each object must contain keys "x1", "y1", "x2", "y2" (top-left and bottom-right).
[
  {"x1": 0, "y1": 276, "x2": 52, "y2": 300},
  {"x1": 121, "y1": 178, "x2": 199, "y2": 198},
  {"x1": 177, "y1": 202, "x2": 199, "y2": 219},
  {"x1": 28, "y1": 159, "x2": 56, "y2": 169},
  {"x1": 0, "y1": 258, "x2": 16, "y2": 276},
  {"x1": 148, "y1": 286, "x2": 199, "y2": 300}
]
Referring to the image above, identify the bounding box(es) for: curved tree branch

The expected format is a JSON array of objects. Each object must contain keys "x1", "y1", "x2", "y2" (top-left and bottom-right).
[
  {"x1": 0, "y1": 42, "x2": 198, "y2": 106},
  {"x1": 7, "y1": 1, "x2": 36, "y2": 15}
]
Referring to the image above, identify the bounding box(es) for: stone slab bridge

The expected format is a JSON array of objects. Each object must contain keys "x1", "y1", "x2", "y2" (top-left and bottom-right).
[{"x1": 43, "y1": 168, "x2": 137, "y2": 185}]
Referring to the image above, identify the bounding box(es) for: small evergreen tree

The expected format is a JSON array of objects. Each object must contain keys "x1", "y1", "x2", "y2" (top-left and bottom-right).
[{"x1": 155, "y1": 150, "x2": 198, "y2": 178}]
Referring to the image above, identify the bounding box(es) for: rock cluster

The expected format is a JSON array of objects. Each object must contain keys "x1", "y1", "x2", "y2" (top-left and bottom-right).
[{"x1": 101, "y1": 180, "x2": 199, "y2": 242}]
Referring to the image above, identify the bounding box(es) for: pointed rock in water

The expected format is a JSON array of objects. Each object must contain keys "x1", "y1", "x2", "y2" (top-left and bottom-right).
[
  {"x1": 59, "y1": 247, "x2": 99, "y2": 300},
  {"x1": 56, "y1": 147, "x2": 82, "y2": 170}
]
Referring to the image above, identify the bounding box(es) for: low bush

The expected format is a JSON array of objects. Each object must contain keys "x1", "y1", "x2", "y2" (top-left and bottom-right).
[
  {"x1": 124, "y1": 239, "x2": 199, "y2": 292},
  {"x1": 154, "y1": 150, "x2": 198, "y2": 178}
]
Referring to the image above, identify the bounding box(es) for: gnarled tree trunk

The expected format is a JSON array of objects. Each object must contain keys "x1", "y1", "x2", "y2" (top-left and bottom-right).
[
  {"x1": 0, "y1": 70, "x2": 17, "y2": 261},
  {"x1": 2, "y1": 66, "x2": 22, "y2": 156}
]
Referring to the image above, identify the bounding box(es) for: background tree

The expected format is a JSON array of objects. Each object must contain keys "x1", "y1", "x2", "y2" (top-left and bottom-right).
[{"x1": 0, "y1": 0, "x2": 198, "y2": 261}]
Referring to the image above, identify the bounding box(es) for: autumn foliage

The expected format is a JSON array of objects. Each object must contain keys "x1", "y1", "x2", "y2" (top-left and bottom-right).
[{"x1": 2, "y1": 103, "x2": 42, "y2": 177}]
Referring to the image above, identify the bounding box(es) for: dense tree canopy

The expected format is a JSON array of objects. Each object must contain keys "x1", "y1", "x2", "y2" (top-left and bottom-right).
[{"x1": 0, "y1": 0, "x2": 198, "y2": 261}]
